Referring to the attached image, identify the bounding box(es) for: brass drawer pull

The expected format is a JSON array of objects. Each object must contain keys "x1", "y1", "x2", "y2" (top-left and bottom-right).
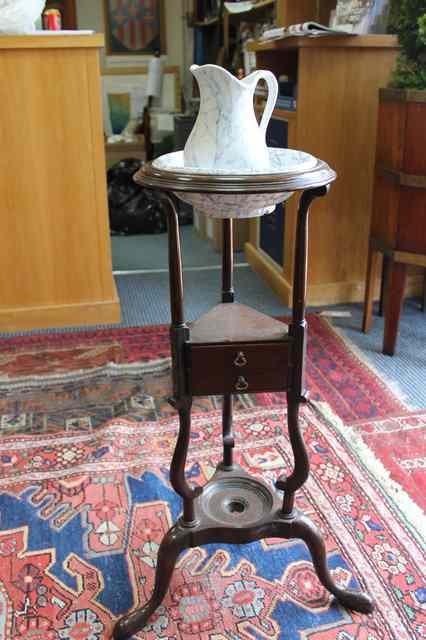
[
  {"x1": 235, "y1": 376, "x2": 249, "y2": 391},
  {"x1": 234, "y1": 351, "x2": 247, "y2": 367}
]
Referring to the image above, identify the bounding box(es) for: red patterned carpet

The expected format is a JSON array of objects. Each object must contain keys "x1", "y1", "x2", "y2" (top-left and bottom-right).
[
  {"x1": 0, "y1": 317, "x2": 424, "y2": 639},
  {"x1": 0, "y1": 317, "x2": 423, "y2": 510}
]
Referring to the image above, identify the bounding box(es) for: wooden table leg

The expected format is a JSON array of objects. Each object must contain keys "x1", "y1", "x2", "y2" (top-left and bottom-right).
[
  {"x1": 378, "y1": 253, "x2": 390, "y2": 317},
  {"x1": 362, "y1": 246, "x2": 381, "y2": 333},
  {"x1": 383, "y1": 261, "x2": 407, "y2": 356}
]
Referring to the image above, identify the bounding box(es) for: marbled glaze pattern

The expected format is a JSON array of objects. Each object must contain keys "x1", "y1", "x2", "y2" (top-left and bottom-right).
[
  {"x1": 183, "y1": 65, "x2": 278, "y2": 171},
  {"x1": 153, "y1": 148, "x2": 317, "y2": 175},
  {"x1": 174, "y1": 190, "x2": 293, "y2": 219}
]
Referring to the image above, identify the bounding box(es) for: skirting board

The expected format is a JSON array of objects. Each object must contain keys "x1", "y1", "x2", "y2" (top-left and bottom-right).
[
  {"x1": 245, "y1": 243, "x2": 292, "y2": 306},
  {"x1": 245, "y1": 243, "x2": 423, "y2": 307},
  {"x1": 0, "y1": 295, "x2": 121, "y2": 333}
]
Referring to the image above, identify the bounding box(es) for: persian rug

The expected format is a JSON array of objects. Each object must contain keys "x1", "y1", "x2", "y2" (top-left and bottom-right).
[
  {"x1": 0, "y1": 404, "x2": 424, "y2": 639},
  {"x1": 0, "y1": 317, "x2": 408, "y2": 430},
  {"x1": 0, "y1": 317, "x2": 424, "y2": 638},
  {"x1": 0, "y1": 317, "x2": 423, "y2": 514}
]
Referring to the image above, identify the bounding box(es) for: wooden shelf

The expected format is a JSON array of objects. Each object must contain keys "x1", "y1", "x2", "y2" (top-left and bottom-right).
[
  {"x1": 274, "y1": 107, "x2": 297, "y2": 118},
  {"x1": 192, "y1": 17, "x2": 220, "y2": 28},
  {"x1": 225, "y1": 0, "x2": 275, "y2": 16},
  {"x1": 247, "y1": 34, "x2": 399, "y2": 52},
  {"x1": 189, "y1": 303, "x2": 288, "y2": 344}
]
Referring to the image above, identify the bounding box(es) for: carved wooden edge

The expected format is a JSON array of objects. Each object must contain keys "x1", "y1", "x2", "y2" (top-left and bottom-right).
[
  {"x1": 379, "y1": 88, "x2": 426, "y2": 104},
  {"x1": 377, "y1": 164, "x2": 426, "y2": 189},
  {"x1": 134, "y1": 160, "x2": 336, "y2": 194}
]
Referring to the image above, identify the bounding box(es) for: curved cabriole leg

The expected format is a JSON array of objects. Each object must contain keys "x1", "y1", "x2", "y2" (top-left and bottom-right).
[
  {"x1": 291, "y1": 513, "x2": 375, "y2": 614},
  {"x1": 276, "y1": 396, "x2": 309, "y2": 514},
  {"x1": 171, "y1": 399, "x2": 202, "y2": 524},
  {"x1": 277, "y1": 187, "x2": 328, "y2": 515},
  {"x1": 113, "y1": 193, "x2": 199, "y2": 640},
  {"x1": 221, "y1": 394, "x2": 234, "y2": 469},
  {"x1": 112, "y1": 524, "x2": 192, "y2": 640}
]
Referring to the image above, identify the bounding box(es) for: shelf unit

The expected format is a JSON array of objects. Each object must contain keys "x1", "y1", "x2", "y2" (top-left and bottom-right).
[
  {"x1": 245, "y1": 35, "x2": 400, "y2": 306},
  {"x1": 223, "y1": 0, "x2": 276, "y2": 66}
]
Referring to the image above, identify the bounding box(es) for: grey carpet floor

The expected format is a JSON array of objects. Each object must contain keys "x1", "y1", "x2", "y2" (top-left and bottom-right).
[
  {"x1": 111, "y1": 225, "x2": 246, "y2": 271},
  {"x1": 322, "y1": 298, "x2": 426, "y2": 409}
]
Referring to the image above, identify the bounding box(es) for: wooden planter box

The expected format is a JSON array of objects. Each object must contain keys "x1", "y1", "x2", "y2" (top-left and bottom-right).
[
  {"x1": 363, "y1": 88, "x2": 426, "y2": 354},
  {"x1": 372, "y1": 87, "x2": 426, "y2": 262}
]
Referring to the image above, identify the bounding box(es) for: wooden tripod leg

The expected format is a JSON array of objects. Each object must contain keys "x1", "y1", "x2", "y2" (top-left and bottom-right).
[
  {"x1": 112, "y1": 524, "x2": 191, "y2": 640},
  {"x1": 290, "y1": 513, "x2": 375, "y2": 614},
  {"x1": 222, "y1": 394, "x2": 234, "y2": 469}
]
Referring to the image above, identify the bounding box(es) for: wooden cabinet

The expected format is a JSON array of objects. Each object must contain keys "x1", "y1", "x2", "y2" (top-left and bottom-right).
[
  {"x1": 245, "y1": 35, "x2": 401, "y2": 306},
  {"x1": 0, "y1": 35, "x2": 120, "y2": 331},
  {"x1": 363, "y1": 89, "x2": 426, "y2": 354}
]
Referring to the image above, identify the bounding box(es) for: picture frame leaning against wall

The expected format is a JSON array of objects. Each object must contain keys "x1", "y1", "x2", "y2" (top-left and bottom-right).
[{"x1": 332, "y1": 0, "x2": 391, "y2": 34}]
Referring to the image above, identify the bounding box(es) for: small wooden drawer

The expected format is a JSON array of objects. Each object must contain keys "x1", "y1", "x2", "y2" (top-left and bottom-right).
[{"x1": 187, "y1": 341, "x2": 291, "y2": 396}]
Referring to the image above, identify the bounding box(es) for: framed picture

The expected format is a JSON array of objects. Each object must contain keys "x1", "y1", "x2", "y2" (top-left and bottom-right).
[
  {"x1": 333, "y1": 0, "x2": 390, "y2": 34},
  {"x1": 103, "y1": 0, "x2": 165, "y2": 55},
  {"x1": 102, "y1": 66, "x2": 180, "y2": 137}
]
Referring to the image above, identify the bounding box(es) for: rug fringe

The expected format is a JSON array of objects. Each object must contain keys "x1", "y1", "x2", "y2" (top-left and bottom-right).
[
  {"x1": 318, "y1": 317, "x2": 415, "y2": 410},
  {"x1": 0, "y1": 357, "x2": 172, "y2": 388},
  {"x1": 310, "y1": 399, "x2": 426, "y2": 544}
]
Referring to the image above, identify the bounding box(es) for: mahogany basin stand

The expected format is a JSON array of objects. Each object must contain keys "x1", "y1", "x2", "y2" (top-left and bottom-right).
[{"x1": 113, "y1": 160, "x2": 374, "y2": 640}]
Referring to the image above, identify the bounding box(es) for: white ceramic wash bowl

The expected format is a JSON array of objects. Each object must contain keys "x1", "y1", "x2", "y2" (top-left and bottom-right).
[
  {"x1": 152, "y1": 147, "x2": 316, "y2": 218},
  {"x1": 153, "y1": 147, "x2": 317, "y2": 175},
  {"x1": 175, "y1": 191, "x2": 291, "y2": 219}
]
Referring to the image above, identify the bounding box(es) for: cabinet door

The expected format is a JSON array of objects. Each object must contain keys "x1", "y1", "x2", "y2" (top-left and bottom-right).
[{"x1": 259, "y1": 117, "x2": 288, "y2": 267}]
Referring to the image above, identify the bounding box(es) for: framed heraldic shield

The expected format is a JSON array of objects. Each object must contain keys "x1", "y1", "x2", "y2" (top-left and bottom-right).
[{"x1": 104, "y1": 0, "x2": 165, "y2": 55}]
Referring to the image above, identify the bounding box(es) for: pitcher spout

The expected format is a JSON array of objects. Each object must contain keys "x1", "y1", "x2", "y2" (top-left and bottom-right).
[{"x1": 189, "y1": 63, "x2": 245, "y2": 90}]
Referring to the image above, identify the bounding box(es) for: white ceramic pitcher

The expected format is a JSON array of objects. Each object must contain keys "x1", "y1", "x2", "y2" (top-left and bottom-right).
[{"x1": 184, "y1": 64, "x2": 278, "y2": 172}]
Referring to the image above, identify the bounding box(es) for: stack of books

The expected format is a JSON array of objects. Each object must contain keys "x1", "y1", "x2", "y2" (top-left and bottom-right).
[{"x1": 275, "y1": 95, "x2": 296, "y2": 111}]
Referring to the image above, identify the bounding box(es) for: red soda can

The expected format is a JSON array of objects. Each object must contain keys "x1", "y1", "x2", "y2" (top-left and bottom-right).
[{"x1": 43, "y1": 9, "x2": 62, "y2": 31}]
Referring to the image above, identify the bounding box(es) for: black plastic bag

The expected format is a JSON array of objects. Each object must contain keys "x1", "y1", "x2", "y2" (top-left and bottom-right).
[{"x1": 107, "y1": 159, "x2": 167, "y2": 235}]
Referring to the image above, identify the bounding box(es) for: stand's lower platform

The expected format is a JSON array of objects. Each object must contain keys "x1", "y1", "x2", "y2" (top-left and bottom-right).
[{"x1": 113, "y1": 465, "x2": 374, "y2": 640}]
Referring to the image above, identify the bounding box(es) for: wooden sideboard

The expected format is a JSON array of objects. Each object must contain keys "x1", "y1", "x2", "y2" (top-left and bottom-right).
[
  {"x1": 246, "y1": 35, "x2": 401, "y2": 306},
  {"x1": 0, "y1": 35, "x2": 120, "y2": 331}
]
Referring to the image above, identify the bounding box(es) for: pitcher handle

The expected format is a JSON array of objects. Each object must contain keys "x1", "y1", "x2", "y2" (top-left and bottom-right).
[{"x1": 249, "y1": 70, "x2": 278, "y2": 134}]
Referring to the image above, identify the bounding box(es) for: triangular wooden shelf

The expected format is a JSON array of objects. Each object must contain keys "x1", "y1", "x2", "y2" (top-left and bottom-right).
[{"x1": 189, "y1": 303, "x2": 288, "y2": 344}]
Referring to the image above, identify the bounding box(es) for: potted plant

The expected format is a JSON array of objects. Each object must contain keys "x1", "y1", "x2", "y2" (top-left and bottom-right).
[
  {"x1": 378, "y1": 1, "x2": 426, "y2": 164},
  {"x1": 388, "y1": 0, "x2": 426, "y2": 89}
]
